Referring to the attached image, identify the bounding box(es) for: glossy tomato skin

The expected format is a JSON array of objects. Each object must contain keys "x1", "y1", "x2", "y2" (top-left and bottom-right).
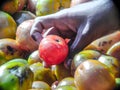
[{"x1": 39, "y1": 35, "x2": 69, "y2": 66}]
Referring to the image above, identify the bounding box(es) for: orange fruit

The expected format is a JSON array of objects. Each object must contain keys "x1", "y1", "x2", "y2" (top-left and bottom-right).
[
  {"x1": 74, "y1": 60, "x2": 115, "y2": 90},
  {"x1": 0, "y1": 11, "x2": 17, "y2": 39}
]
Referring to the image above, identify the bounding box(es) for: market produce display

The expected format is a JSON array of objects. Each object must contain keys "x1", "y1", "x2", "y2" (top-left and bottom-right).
[{"x1": 0, "y1": 0, "x2": 120, "y2": 90}]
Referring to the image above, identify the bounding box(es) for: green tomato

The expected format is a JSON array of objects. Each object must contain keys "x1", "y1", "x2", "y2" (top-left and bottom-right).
[
  {"x1": 0, "y1": 58, "x2": 33, "y2": 90},
  {"x1": 36, "y1": 0, "x2": 60, "y2": 16}
]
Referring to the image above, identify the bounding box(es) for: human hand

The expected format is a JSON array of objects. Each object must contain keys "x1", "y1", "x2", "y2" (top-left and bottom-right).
[{"x1": 30, "y1": 0, "x2": 120, "y2": 69}]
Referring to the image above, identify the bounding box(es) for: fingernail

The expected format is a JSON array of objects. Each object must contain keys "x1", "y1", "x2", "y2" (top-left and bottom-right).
[{"x1": 32, "y1": 32, "x2": 43, "y2": 44}]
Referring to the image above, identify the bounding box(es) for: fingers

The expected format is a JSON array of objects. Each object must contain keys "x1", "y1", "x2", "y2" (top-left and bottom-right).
[
  {"x1": 64, "y1": 20, "x2": 89, "y2": 69},
  {"x1": 30, "y1": 19, "x2": 44, "y2": 44},
  {"x1": 70, "y1": 20, "x2": 90, "y2": 55},
  {"x1": 31, "y1": 17, "x2": 44, "y2": 34},
  {"x1": 30, "y1": 15, "x2": 56, "y2": 44}
]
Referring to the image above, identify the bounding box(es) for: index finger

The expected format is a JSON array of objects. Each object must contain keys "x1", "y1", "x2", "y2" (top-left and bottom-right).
[{"x1": 30, "y1": 19, "x2": 44, "y2": 44}]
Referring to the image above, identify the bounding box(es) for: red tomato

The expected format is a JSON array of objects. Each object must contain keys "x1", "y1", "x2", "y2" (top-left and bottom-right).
[{"x1": 39, "y1": 35, "x2": 69, "y2": 66}]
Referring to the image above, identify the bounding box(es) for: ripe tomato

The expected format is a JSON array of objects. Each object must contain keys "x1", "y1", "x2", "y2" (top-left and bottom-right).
[{"x1": 39, "y1": 35, "x2": 69, "y2": 66}]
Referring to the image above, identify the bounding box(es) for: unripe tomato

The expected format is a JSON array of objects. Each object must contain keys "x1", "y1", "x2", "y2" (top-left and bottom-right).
[{"x1": 39, "y1": 35, "x2": 69, "y2": 66}]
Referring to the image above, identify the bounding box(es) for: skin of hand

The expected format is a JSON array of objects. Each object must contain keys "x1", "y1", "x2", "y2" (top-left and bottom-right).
[{"x1": 30, "y1": 0, "x2": 120, "y2": 69}]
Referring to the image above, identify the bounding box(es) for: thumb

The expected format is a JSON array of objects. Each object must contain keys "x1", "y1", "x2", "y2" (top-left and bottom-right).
[
  {"x1": 30, "y1": 19, "x2": 44, "y2": 44},
  {"x1": 64, "y1": 21, "x2": 89, "y2": 69},
  {"x1": 42, "y1": 27, "x2": 60, "y2": 37}
]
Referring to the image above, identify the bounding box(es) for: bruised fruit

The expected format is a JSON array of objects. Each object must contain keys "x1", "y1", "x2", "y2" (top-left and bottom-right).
[
  {"x1": 0, "y1": 38, "x2": 28, "y2": 65},
  {"x1": 36, "y1": 0, "x2": 60, "y2": 16},
  {"x1": 0, "y1": 58, "x2": 33, "y2": 90},
  {"x1": 16, "y1": 20, "x2": 38, "y2": 52},
  {"x1": 0, "y1": 0, "x2": 27, "y2": 15},
  {"x1": 84, "y1": 31, "x2": 120, "y2": 53},
  {"x1": 0, "y1": 11, "x2": 17, "y2": 39},
  {"x1": 12, "y1": 11, "x2": 36, "y2": 26},
  {"x1": 39, "y1": 35, "x2": 69, "y2": 66},
  {"x1": 98, "y1": 54, "x2": 120, "y2": 77},
  {"x1": 74, "y1": 60, "x2": 115, "y2": 90},
  {"x1": 71, "y1": 50, "x2": 101, "y2": 75},
  {"x1": 30, "y1": 62, "x2": 56, "y2": 85}
]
